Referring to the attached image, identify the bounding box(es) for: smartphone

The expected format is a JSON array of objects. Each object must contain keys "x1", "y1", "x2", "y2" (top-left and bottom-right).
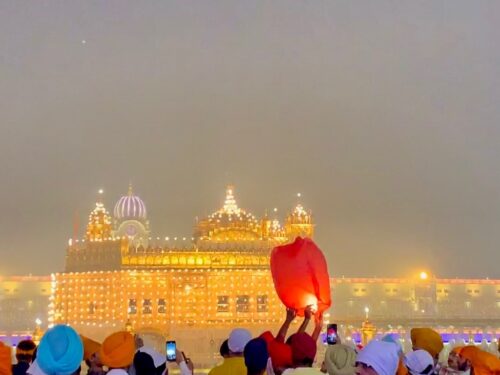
[
  {"x1": 166, "y1": 341, "x2": 176, "y2": 362},
  {"x1": 326, "y1": 323, "x2": 338, "y2": 345}
]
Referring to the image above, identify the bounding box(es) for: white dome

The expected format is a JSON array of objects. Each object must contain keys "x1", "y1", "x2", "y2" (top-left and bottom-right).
[{"x1": 114, "y1": 185, "x2": 147, "y2": 220}]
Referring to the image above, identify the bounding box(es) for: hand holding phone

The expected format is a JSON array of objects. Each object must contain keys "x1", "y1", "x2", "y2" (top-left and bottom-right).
[{"x1": 166, "y1": 341, "x2": 176, "y2": 362}]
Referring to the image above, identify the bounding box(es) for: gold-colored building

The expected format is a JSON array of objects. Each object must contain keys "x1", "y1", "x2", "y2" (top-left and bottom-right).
[
  {"x1": 47, "y1": 185, "x2": 500, "y2": 364},
  {"x1": 51, "y1": 186, "x2": 313, "y2": 359}
]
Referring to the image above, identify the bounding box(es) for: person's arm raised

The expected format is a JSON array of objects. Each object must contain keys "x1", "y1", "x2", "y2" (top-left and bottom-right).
[
  {"x1": 276, "y1": 308, "x2": 296, "y2": 342},
  {"x1": 297, "y1": 305, "x2": 314, "y2": 334},
  {"x1": 311, "y1": 312, "x2": 323, "y2": 342},
  {"x1": 175, "y1": 349, "x2": 194, "y2": 375}
]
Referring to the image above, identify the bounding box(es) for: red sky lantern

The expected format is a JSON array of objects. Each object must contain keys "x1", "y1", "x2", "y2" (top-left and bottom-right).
[{"x1": 271, "y1": 236, "x2": 331, "y2": 316}]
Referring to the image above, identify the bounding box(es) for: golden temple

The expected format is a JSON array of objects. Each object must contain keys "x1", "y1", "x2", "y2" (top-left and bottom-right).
[{"x1": 52, "y1": 186, "x2": 313, "y2": 348}]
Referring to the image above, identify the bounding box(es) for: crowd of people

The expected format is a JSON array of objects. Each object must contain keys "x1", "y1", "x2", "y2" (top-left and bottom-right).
[{"x1": 0, "y1": 307, "x2": 499, "y2": 375}]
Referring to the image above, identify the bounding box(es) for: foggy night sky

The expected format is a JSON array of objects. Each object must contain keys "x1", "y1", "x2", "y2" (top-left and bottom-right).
[{"x1": 0, "y1": 1, "x2": 499, "y2": 278}]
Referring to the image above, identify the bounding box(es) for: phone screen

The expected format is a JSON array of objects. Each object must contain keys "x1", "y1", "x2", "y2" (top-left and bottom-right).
[
  {"x1": 166, "y1": 341, "x2": 176, "y2": 362},
  {"x1": 326, "y1": 324, "x2": 338, "y2": 345}
]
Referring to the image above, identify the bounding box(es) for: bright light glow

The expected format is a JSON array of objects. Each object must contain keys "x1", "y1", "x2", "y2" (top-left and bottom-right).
[
  {"x1": 364, "y1": 307, "x2": 370, "y2": 314},
  {"x1": 420, "y1": 271, "x2": 429, "y2": 280},
  {"x1": 98, "y1": 189, "x2": 104, "y2": 194},
  {"x1": 35, "y1": 318, "x2": 42, "y2": 326},
  {"x1": 297, "y1": 193, "x2": 302, "y2": 198}
]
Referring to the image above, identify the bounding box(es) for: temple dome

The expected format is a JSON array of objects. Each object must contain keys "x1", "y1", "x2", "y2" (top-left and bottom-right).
[
  {"x1": 194, "y1": 185, "x2": 260, "y2": 241},
  {"x1": 114, "y1": 185, "x2": 147, "y2": 221}
]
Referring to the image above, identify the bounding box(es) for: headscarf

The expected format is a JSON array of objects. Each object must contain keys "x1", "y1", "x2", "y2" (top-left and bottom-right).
[
  {"x1": 458, "y1": 346, "x2": 500, "y2": 375},
  {"x1": 356, "y1": 341, "x2": 399, "y2": 375},
  {"x1": 36, "y1": 325, "x2": 83, "y2": 375},
  {"x1": 79, "y1": 336, "x2": 100, "y2": 362},
  {"x1": 99, "y1": 332, "x2": 134, "y2": 369},
  {"x1": 410, "y1": 329, "x2": 443, "y2": 358},
  {"x1": 228, "y1": 328, "x2": 252, "y2": 354},
  {"x1": 289, "y1": 333, "x2": 317, "y2": 365},
  {"x1": 324, "y1": 344, "x2": 356, "y2": 375},
  {"x1": 244, "y1": 338, "x2": 269, "y2": 373},
  {"x1": 259, "y1": 331, "x2": 293, "y2": 369},
  {"x1": 0, "y1": 342, "x2": 12, "y2": 375}
]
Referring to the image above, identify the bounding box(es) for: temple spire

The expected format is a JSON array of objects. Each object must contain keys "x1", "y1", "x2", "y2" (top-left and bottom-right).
[{"x1": 223, "y1": 185, "x2": 239, "y2": 214}]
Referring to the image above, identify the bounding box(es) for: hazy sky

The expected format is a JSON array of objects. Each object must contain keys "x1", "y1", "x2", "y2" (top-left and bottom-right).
[{"x1": 1, "y1": 1, "x2": 499, "y2": 278}]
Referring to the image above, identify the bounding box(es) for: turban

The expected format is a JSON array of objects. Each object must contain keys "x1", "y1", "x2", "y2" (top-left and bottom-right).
[
  {"x1": 410, "y1": 328, "x2": 443, "y2": 358},
  {"x1": 79, "y1": 336, "x2": 100, "y2": 362},
  {"x1": 459, "y1": 346, "x2": 500, "y2": 375},
  {"x1": 36, "y1": 325, "x2": 83, "y2": 375},
  {"x1": 99, "y1": 331, "x2": 134, "y2": 369},
  {"x1": 259, "y1": 332, "x2": 293, "y2": 369},
  {"x1": 289, "y1": 333, "x2": 317, "y2": 365},
  {"x1": 405, "y1": 350, "x2": 434, "y2": 375},
  {"x1": 324, "y1": 344, "x2": 356, "y2": 375},
  {"x1": 451, "y1": 347, "x2": 464, "y2": 355},
  {"x1": 244, "y1": 338, "x2": 269, "y2": 373},
  {"x1": 228, "y1": 329, "x2": 252, "y2": 354},
  {"x1": 357, "y1": 341, "x2": 399, "y2": 375},
  {"x1": 0, "y1": 342, "x2": 12, "y2": 375}
]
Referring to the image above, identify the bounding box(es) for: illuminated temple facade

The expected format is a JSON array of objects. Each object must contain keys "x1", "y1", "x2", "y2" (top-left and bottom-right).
[
  {"x1": 52, "y1": 186, "x2": 314, "y2": 343},
  {"x1": 41, "y1": 185, "x2": 499, "y2": 361}
]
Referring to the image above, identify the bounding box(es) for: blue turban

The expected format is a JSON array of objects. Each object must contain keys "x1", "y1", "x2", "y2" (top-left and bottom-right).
[
  {"x1": 244, "y1": 338, "x2": 269, "y2": 373},
  {"x1": 37, "y1": 325, "x2": 83, "y2": 375}
]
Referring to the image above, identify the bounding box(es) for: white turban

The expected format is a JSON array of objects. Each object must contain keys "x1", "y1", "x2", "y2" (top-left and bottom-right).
[{"x1": 356, "y1": 341, "x2": 399, "y2": 375}]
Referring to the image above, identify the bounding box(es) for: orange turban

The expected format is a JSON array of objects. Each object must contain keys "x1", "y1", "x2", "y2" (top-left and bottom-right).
[
  {"x1": 0, "y1": 342, "x2": 12, "y2": 375},
  {"x1": 100, "y1": 331, "x2": 134, "y2": 369},
  {"x1": 80, "y1": 335, "x2": 101, "y2": 362},
  {"x1": 459, "y1": 346, "x2": 500, "y2": 375},
  {"x1": 451, "y1": 346, "x2": 464, "y2": 355},
  {"x1": 410, "y1": 328, "x2": 444, "y2": 358}
]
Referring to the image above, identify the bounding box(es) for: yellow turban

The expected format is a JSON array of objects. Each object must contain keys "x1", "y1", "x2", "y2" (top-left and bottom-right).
[
  {"x1": 0, "y1": 342, "x2": 12, "y2": 375},
  {"x1": 99, "y1": 331, "x2": 134, "y2": 369},
  {"x1": 410, "y1": 328, "x2": 443, "y2": 358},
  {"x1": 459, "y1": 346, "x2": 500, "y2": 375},
  {"x1": 80, "y1": 335, "x2": 101, "y2": 362}
]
